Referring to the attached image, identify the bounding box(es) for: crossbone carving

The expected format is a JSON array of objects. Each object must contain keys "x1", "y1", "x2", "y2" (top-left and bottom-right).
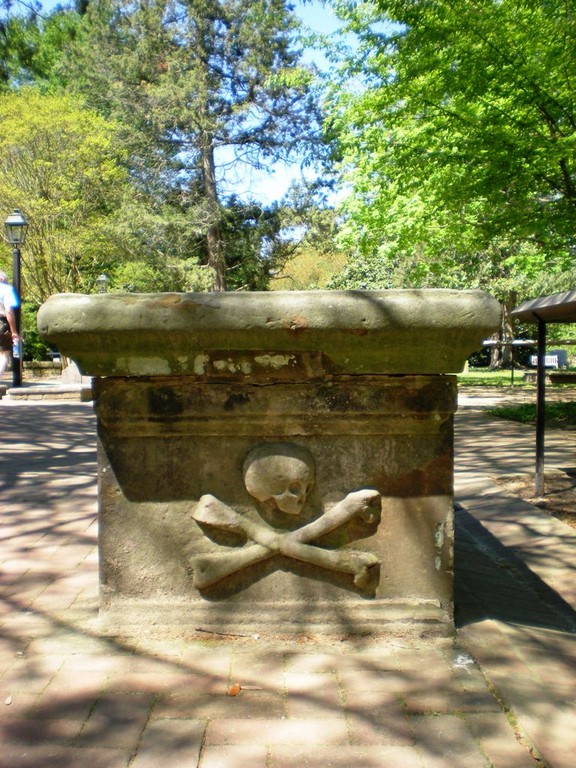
[{"x1": 189, "y1": 443, "x2": 381, "y2": 590}]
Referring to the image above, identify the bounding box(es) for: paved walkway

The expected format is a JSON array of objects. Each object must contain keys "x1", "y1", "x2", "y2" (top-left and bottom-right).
[
  {"x1": 0, "y1": 387, "x2": 575, "y2": 767},
  {"x1": 454, "y1": 387, "x2": 576, "y2": 768}
]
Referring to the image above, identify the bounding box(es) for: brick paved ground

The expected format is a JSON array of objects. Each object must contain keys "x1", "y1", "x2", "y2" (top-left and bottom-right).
[
  {"x1": 455, "y1": 388, "x2": 576, "y2": 768},
  {"x1": 1, "y1": 390, "x2": 575, "y2": 767}
]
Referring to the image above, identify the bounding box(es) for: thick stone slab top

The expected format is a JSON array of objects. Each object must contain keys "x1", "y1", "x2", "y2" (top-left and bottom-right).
[{"x1": 37, "y1": 289, "x2": 500, "y2": 377}]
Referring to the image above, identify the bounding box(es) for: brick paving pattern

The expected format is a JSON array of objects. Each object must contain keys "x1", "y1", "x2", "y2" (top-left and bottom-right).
[{"x1": 0, "y1": 388, "x2": 575, "y2": 767}]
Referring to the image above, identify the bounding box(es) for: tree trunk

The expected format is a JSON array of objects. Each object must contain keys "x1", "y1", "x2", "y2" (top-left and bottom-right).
[
  {"x1": 489, "y1": 332, "x2": 501, "y2": 369},
  {"x1": 201, "y1": 136, "x2": 226, "y2": 291},
  {"x1": 489, "y1": 292, "x2": 517, "y2": 369},
  {"x1": 501, "y1": 293, "x2": 517, "y2": 367}
]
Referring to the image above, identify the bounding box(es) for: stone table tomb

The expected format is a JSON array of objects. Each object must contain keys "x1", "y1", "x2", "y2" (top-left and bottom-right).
[{"x1": 38, "y1": 289, "x2": 500, "y2": 638}]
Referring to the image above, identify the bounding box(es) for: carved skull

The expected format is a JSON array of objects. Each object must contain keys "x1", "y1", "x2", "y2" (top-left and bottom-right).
[{"x1": 243, "y1": 443, "x2": 315, "y2": 516}]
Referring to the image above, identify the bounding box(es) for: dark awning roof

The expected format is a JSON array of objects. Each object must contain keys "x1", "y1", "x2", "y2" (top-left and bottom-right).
[
  {"x1": 512, "y1": 290, "x2": 576, "y2": 324},
  {"x1": 510, "y1": 288, "x2": 576, "y2": 498}
]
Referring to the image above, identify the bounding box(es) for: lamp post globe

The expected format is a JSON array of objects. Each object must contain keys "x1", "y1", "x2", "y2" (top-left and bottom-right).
[
  {"x1": 96, "y1": 273, "x2": 110, "y2": 293},
  {"x1": 3, "y1": 209, "x2": 29, "y2": 387},
  {"x1": 4, "y1": 209, "x2": 29, "y2": 247}
]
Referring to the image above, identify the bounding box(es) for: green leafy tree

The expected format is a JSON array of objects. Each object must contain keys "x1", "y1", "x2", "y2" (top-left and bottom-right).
[
  {"x1": 63, "y1": 0, "x2": 323, "y2": 290},
  {"x1": 1, "y1": 0, "x2": 39, "y2": 87},
  {"x1": 1, "y1": 1, "x2": 80, "y2": 89},
  {"x1": 0, "y1": 88, "x2": 131, "y2": 302},
  {"x1": 271, "y1": 184, "x2": 348, "y2": 289},
  {"x1": 218, "y1": 197, "x2": 287, "y2": 290},
  {"x1": 328, "y1": 0, "x2": 576, "y2": 304}
]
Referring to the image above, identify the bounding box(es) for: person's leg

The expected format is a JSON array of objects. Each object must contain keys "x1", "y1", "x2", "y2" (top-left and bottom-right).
[{"x1": 0, "y1": 349, "x2": 9, "y2": 375}]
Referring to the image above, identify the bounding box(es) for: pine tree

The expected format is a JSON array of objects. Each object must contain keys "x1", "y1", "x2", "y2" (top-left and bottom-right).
[{"x1": 65, "y1": 0, "x2": 322, "y2": 290}]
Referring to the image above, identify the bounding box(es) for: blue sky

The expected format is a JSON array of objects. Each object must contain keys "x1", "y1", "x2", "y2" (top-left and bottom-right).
[{"x1": 297, "y1": 0, "x2": 342, "y2": 34}]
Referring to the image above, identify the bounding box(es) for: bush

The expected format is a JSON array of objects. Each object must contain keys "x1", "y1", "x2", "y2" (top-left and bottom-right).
[{"x1": 21, "y1": 303, "x2": 52, "y2": 361}]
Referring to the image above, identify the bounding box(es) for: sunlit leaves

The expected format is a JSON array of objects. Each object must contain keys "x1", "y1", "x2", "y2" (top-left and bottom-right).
[
  {"x1": 328, "y1": 0, "x2": 576, "y2": 299},
  {"x1": 0, "y1": 89, "x2": 130, "y2": 301}
]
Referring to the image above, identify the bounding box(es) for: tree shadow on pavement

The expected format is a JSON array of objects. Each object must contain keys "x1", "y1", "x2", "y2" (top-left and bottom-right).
[{"x1": 455, "y1": 505, "x2": 576, "y2": 632}]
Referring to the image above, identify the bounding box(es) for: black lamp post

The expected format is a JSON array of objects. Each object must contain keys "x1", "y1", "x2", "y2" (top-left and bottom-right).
[{"x1": 4, "y1": 209, "x2": 29, "y2": 387}]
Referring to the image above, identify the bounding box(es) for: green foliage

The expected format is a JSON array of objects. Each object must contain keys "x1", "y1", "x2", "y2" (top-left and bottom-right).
[
  {"x1": 0, "y1": 3, "x2": 81, "y2": 89},
  {"x1": 271, "y1": 246, "x2": 347, "y2": 290},
  {"x1": 20, "y1": 301, "x2": 51, "y2": 360},
  {"x1": 0, "y1": 88, "x2": 131, "y2": 302},
  {"x1": 327, "y1": 245, "x2": 403, "y2": 289},
  {"x1": 270, "y1": 182, "x2": 349, "y2": 289},
  {"x1": 61, "y1": 0, "x2": 324, "y2": 290},
  {"x1": 219, "y1": 197, "x2": 288, "y2": 291},
  {"x1": 1, "y1": 1, "x2": 330, "y2": 295},
  {"x1": 328, "y1": 0, "x2": 576, "y2": 300},
  {"x1": 109, "y1": 261, "x2": 173, "y2": 293}
]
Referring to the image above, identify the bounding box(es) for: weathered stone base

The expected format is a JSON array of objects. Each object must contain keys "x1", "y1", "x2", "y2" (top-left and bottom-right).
[
  {"x1": 94, "y1": 373, "x2": 456, "y2": 638},
  {"x1": 99, "y1": 598, "x2": 453, "y2": 640}
]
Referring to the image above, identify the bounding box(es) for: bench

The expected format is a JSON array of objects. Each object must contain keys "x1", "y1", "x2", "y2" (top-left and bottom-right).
[
  {"x1": 530, "y1": 354, "x2": 559, "y2": 368},
  {"x1": 523, "y1": 370, "x2": 550, "y2": 385}
]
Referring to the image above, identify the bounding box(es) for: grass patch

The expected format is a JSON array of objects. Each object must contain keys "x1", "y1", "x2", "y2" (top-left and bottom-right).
[
  {"x1": 486, "y1": 401, "x2": 576, "y2": 428},
  {"x1": 458, "y1": 368, "x2": 526, "y2": 387}
]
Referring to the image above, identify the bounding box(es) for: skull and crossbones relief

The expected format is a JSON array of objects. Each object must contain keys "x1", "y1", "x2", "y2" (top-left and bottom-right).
[
  {"x1": 189, "y1": 443, "x2": 382, "y2": 591},
  {"x1": 242, "y1": 442, "x2": 315, "y2": 516}
]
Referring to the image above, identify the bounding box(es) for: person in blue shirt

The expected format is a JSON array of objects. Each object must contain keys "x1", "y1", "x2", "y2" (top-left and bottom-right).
[{"x1": 0, "y1": 271, "x2": 20, "y2": 377}]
